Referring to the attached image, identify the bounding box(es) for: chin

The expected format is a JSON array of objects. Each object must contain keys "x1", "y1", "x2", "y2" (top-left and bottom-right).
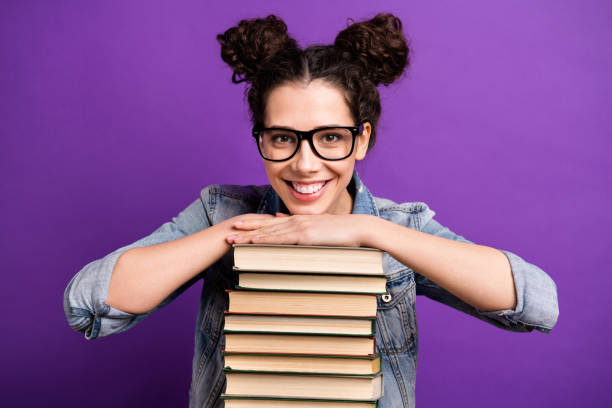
[{"x1": 284, "y1": 203, "x2": 328, "y2": 216}]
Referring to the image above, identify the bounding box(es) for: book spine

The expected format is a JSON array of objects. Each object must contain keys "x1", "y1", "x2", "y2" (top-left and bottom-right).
[
  {"x1": 235, "y1": 286, "x2": 388, "y2": 295},
  {"x1": 222, "y1": 351, "x2": 380, "y2": 359},
  {"x1": 222, "y1": 395, "x2": 380, "y2": 405},
  {"x1": 223, "y1": 330, "x2": 374, "y2": 337},
  {"x1": 222, "y1": 350, "x2": 376, "y2": 358},
  {"x1": 224, "y1": 312, "x2": 376, "y2": 320},
  {"x1": 222, "y1": 368, "x2": 381, "y2": 377}
]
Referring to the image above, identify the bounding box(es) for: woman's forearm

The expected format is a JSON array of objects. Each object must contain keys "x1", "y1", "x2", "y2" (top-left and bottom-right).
[
  {"x1": 106, "y1": 219, "x2": 235, "y2": 315},
  {"x1": 360, "y1": 215, "x2": 517, "y2": 312}
]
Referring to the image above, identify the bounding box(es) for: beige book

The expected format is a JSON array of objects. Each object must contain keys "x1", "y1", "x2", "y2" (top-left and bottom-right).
[
  {"x1": 223, "y1": 397, "x2": 378, "y2": 407},
  {"x1": 226, "y1": 290, "x2": 377, "y2": 317},
  {"x1": 237, "y1": 272, "x2": 388, "y2": 294},
  {"x1": 223, "y1": 353, "x2": 381, "y2": 375},
  {"x1": 223, "y1": 333, "x2": 376, "y2": 356},
  {"x1": 233, "y1": 244, "x2": 384, "y2": 275},
  {"x1": 224, "y1": 372, "x2": 383, "y2": 400},
  {"x1": 224, "y1": 313, "x2": 376, "y2": 336}
]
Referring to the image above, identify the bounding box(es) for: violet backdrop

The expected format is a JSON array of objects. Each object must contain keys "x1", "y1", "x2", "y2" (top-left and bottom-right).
[{"x1": 2, "y1": 0, "x2": 610, "y2": 407}]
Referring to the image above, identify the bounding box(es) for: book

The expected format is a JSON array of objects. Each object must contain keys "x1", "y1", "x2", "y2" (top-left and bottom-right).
[
  {"x1": 236, "y1": 272, "x2": 388, "y2": 294},
  {"x1": 223, "y1": 371, "x2": 383, "y2": 400},
  {"x1": 226, "y1": 290, "x2": 377, "y2": 317},
  {"x1": 223, "y1": 352, "x2": 381, "y2": 375},
  {"x1": 233, "y1": 244, "x2": 384, "y2": 275},
  {"x1": 223, "y1": 333, "x2": 376, "y2": 356},
  {"x1": 224, "y1": 313, "x2": 376, "y2": 336},
  {"x1": 222, "y1": 396, "x2": 378, "y2": 407}
]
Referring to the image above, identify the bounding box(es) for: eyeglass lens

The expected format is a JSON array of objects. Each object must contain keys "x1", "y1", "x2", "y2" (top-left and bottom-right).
[{"x1": 259, "y1": 128, "x2": 354, "y2": 160}]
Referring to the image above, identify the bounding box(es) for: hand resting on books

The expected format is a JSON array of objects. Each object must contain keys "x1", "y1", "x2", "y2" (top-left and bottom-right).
[{"x1": 226, "y1": 213, "x2": 374, "y2": 248}]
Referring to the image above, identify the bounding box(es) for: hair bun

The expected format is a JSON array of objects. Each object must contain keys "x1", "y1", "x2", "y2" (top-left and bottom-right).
[
  {"x1": 217, "y1": 15, "x2": 299, "y2": 84},
  {"x1": 334, "y1": 13, "x2": 410, "y2": 86}
]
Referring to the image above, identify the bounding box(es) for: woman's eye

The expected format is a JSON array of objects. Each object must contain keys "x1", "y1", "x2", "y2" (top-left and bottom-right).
[
  {"x1": 272, "y1": 134, "x2": 294, "y2": 143},
  {"x1": 320, "y1": 133, "x2": 341, "y2": 143}
]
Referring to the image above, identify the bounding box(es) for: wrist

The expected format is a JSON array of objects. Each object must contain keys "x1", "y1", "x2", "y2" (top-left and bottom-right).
[{"x1": 355, "y1": 214, "x2": 384, "y2": 248}]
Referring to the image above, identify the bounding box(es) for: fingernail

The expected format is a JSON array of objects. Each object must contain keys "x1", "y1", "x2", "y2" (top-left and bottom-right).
[{"x1": 234, "y1": 221, "x2": 243, "y2": 226}]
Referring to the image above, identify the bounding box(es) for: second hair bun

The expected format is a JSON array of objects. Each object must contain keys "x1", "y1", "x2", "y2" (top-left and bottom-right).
[{"x1": 334, "y1": 13, "x2": 410, "y2": 86}]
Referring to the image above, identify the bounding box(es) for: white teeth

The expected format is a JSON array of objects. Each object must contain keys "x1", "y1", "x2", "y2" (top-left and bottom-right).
[{"x1": 291, "y1": 181, "x2": 325, "y2": 194}]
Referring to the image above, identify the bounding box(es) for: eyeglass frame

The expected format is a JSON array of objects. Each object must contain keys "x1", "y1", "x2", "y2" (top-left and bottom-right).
[{"x1": 251, "y1": 123, "x2": 366, "y2": 162}]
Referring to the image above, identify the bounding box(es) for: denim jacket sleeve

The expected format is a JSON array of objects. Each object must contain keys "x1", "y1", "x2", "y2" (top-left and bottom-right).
[
  {"x1": 63, "y1": 187, "x2": 213, "y2": 340},
  {"x1": 415, "y1": 205, "x2": 559, "y2": 334}
]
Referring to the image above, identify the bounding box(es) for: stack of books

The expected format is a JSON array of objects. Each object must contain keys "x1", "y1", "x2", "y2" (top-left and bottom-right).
[{"x1": 221, "y1": 244, "x2": 388, "y2": 408}]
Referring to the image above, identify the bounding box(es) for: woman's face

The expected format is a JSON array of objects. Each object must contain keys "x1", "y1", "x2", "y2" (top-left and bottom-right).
[{"x1": 262, "y1": 79, "x2": 371, "y2": 215}]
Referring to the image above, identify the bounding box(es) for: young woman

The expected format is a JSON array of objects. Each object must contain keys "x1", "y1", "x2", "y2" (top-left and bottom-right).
[{"x1": 64, "y1": 13, "x2": 559, "y2": 408}]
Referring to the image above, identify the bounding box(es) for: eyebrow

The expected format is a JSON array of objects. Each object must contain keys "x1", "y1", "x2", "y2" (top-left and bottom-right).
[{"x1": 266, "y1": 124, "x2": 349, "y2": 130}]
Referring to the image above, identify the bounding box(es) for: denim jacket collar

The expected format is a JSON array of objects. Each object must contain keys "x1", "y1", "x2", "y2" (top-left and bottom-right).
[{"x1": 257, "y1": 170, "x2": 379, "y2": 217}]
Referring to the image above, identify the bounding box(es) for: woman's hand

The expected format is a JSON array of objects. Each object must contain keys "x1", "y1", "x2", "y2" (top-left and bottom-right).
[{"x1": 225, "y1": 213, "x2": 373, "y2": 247}]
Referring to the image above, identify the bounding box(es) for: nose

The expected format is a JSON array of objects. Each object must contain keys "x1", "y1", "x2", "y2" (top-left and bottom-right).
[{"x1": 291, "y1": 139, "x2": 321, "y2": 173}]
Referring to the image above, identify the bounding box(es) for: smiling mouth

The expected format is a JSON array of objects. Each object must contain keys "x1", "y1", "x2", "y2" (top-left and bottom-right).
[{"x1": 284, "y1": 180, "x2": 329, "y2": 195}]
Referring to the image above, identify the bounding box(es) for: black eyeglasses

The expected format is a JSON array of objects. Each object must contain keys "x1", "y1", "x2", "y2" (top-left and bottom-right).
[{"x1": 252, "y1": 123, "x2": 364, "y2": 162}]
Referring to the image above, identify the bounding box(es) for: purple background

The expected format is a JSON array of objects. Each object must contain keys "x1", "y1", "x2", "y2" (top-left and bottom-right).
[{"x1": 2, "y1": 1, "x2": 610, "y2": 406}]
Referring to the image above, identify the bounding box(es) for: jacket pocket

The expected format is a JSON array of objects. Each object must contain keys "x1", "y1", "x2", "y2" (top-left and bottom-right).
[{"x1": 376, "y1": 268, "x2": 417, "y2": 356}]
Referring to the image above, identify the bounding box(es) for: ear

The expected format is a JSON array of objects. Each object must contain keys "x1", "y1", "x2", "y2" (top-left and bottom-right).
[{"x1": 355, "y1": 122, "x2": 371, "y2": 161}]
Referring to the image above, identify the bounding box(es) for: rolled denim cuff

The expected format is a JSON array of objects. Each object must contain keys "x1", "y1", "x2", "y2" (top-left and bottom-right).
[
  {"x1": 64, "y1": 248, "x2": 141, "y2": 339},
  {"x1": 477, "y1": 250, "x2": 559, "y2": 333}
]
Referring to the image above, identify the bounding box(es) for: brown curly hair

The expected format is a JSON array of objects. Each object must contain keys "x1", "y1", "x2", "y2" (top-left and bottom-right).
[{"x1": 217, "y1": 13, "x2": 410, "y2": 151}]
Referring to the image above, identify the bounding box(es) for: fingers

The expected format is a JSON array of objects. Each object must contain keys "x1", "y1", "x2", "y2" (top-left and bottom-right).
[
  {"x1": 226, "y1": 214, "x2": 320, "y2": 245},
  {"x1": 227, "y1": 231, "x2": 299, "y2": 245},
  {"x1": 233, "y1": 214, "x2": 292, "y2": 230},
  {"x1": 226, "y1": 221, "x2": 296, "y2": 245},
  {"x1": 226, "y1": 232, "x2": 274, "y2": 244}
]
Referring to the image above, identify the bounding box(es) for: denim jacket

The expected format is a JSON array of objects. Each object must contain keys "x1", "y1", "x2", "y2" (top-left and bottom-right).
[{"x1": 64, "y1": 171, "x2": 559, "y2": 408}]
